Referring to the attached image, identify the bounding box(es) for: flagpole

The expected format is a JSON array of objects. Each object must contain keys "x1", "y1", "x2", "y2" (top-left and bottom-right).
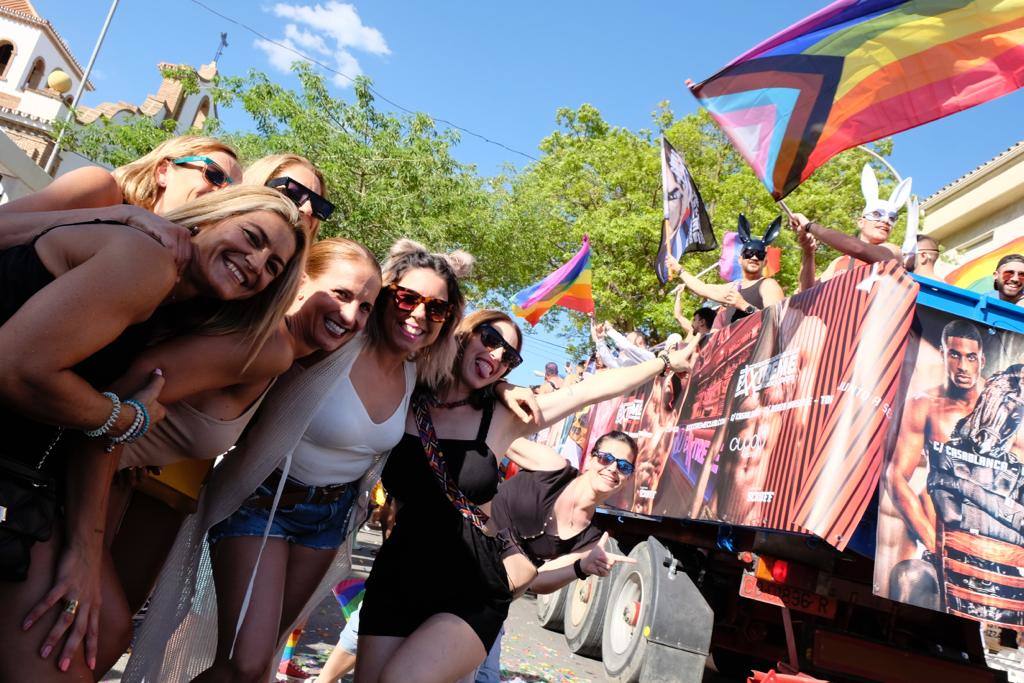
[{"x1": 44, "y1": 0, "x2": 121, "y2": 175}]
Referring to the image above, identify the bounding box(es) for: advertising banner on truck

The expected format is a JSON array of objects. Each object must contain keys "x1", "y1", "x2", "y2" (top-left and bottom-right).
[
  {"x1": 581, "y1": 261, "x2": 918, "y2": 549},
  {"x1": 874, "y1": 304, "x2": 1024, "y2": 629}
]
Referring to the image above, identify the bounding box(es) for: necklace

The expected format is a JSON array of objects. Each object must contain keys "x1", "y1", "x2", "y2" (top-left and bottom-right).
[
  {"x1": 547, "y1": 479, "x2": 586, "y2": 535},
  {"x1": 432, "y1": 396, "x2": 471, "y2": 409}
]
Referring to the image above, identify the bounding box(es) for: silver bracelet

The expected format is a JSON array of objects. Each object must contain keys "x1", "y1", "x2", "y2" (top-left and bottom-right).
[{"x1": 84, "y1": 392, "x2": 121, "y2": 438}]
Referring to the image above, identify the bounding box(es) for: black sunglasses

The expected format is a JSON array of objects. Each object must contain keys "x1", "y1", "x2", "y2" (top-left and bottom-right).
[
  {"x1": 476, "y1": 323, "x2": 523, "y2": 371},
  {"x1": 592, "y1": 450, "x2": 634, "y2": 476},
  {"x1": 741, "y1": 246, "x2": 766, "y2": 260},
  {"x1": 267, "y1": 177, "x2": 335, "y2": 222},
  {"x1": 387, "y1": 283, "x2": 453, "y2": 324}
]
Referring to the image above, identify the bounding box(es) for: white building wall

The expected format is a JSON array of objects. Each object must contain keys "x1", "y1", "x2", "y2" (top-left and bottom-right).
[
  {"x1": 0, "y1": 18, "x2": 43, "y2": 96},
  {"x1": 933, "y1": 198, "x2": 1024, "y2": 278}
]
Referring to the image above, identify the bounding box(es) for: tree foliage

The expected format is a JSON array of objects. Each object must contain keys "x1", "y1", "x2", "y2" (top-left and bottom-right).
[{"x1": 59, "y1": 65, "x2": 906, "y2": 348}]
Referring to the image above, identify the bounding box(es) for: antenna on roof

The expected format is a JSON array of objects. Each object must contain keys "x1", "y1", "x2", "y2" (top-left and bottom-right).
[{"x1": 213, "y1": 32, "x2": 228, "y2": 63}]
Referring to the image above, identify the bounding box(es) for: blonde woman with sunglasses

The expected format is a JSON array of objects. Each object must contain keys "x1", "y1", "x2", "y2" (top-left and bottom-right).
[
  {"x1": 244, "y1": 154, "x2": 333, "y2": 238},
  {"x1": 0, "y1": 136, "x2": 240, "y2": 262}
]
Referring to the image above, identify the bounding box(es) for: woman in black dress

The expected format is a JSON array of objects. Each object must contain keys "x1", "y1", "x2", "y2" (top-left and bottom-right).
[
  {"x1": 0, "y1": 185, "x2": 306, "y2": 680},
  {"x1": 356, "y1": 310, "x2": 692, "y2": 683}
]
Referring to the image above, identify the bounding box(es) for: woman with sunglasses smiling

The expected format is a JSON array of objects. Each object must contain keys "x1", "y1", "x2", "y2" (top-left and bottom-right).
[
  {"x1": 145, "y1": 239, "x2": 469, "y2": 683},
  {"x1": 356, "y1": 310, "x2": 693, "y2": 683},
  {"x1": 0, "y1": 136, "x2": 241, "y2": 264},
  {"x1": 0, "y1": 185, "x2": 306, "y2": 682},
  {"x1": 244, "y1": 153, "x2": 333, "y2": 238}
]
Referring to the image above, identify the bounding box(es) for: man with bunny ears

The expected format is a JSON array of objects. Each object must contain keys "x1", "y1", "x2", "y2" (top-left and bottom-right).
[
  {"x1": 791, "y1": 164, "x2": 912, "y2": 291},
  {"x1": 671, "y1": 214, "x2": 785, "y2": 328}
]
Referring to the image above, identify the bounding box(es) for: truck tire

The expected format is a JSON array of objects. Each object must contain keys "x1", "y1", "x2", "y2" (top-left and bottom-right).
[
  {"x1": 536, "y1": 585, "x2": 567, "y2": 632},
  {"x1": 601, "y1": 540, "x2": 654, "y2": 682},
  {"x1": 563, "y1": 537, "x2": 623, "y2": 658}
]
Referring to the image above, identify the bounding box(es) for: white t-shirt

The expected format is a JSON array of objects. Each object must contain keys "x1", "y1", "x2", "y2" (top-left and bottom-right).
[{"x1": 288, "y1": 337, "x2": 416, "y2": 486}]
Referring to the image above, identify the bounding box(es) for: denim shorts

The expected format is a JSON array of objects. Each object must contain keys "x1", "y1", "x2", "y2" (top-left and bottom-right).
[{"x1": 208, "y1": 478, "x2": 357, "y2": 551}]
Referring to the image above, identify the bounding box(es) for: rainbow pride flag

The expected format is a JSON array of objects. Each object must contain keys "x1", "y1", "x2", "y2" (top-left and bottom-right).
[
  {"x1": 332, "y1": 578, "x2": 366, "y2": 620},
  {"x1": 691, "y1": 0, "x2": 1024, "y2": 199},
  {"x1": 512, "y1": 236, "x2": 595, "y2": 325},
  {"x1": 945, "y1": 236, "x2": 1024, "y2": 293},
  {"x1": 719, "y1": 232, "x2": 781, "y2": 281}
]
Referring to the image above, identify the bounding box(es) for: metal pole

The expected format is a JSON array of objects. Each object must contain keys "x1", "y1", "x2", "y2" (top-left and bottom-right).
[
  {"x1": 856, "y1": 144, "x2": 902, "y2": 182},
  {"x1": 44, "y1": 0, "x2": 121, "y2": 175}
]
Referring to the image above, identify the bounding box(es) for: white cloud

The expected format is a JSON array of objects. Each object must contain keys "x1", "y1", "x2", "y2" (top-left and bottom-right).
[
  {"x1": 255, "y1": 2, "x2": 388, "y2": 87},
  {"x1": 272, "y1": 2, "x2": 389, "y2": 55}
]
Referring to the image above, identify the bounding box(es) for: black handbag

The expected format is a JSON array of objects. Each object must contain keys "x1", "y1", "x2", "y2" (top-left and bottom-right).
[{"x1": 0, "y1": 428, "x2": 61, "y2": 581}]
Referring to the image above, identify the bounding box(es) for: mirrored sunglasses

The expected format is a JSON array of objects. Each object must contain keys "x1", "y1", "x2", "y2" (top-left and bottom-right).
[
  {"x1": 1000, "y1": 269, "x2": 1024, "y2": 282},
  {"x1": 172, "y1": 155, "x2": 233, "y2": 188},
  {"x1": 476, "y1": 323, "x2": 523, "y2": 370},
  {"x1": 740, "y1": 246, "x2": 766, "y2": 260},
  {"x1": 387, "y1": 283, "x2": 453, "y2": 323},
  {"x1": 592, "y1": 450, "x2": 634, "y2": 476},
  {"x1": 267, "y1": 176, "x2": 335, "y2": 221}
]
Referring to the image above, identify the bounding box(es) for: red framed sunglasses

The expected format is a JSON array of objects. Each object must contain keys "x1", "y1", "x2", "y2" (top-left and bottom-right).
[{"x1": 387, "y1": 283, "x2": 453, "y2": 323}]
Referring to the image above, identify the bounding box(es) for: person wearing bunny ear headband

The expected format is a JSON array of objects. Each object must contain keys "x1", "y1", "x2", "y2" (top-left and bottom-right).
[
  {"x1": 791, "y1": 164, "x2": 911, "y2": 291},
  {"x1": 670, "y1": 214, "x2": 785, "y2": 327}
]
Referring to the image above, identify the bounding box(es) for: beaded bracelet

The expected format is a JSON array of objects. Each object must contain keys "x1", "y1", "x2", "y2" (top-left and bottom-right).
[
  {"x1": 84, "y1": 392, "x2": 121, "y2": 438},
  {"x1": 105, "y1": 399, "x2": 150, "y2": 452},
  {"x1": 657, "y1": 352, "x2": 672, "y2": 375}
]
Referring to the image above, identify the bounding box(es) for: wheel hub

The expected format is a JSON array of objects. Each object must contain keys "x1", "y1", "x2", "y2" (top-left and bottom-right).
[{"x1": 622, "y1": 600, "x2": 641, "y2": 627}]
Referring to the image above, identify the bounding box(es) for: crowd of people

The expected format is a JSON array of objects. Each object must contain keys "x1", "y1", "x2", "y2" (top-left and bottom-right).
[
  {"x1": 0, "y1": 132, "x2": 1020, "y2": 683},
  {"x1": 0, "y1": 134, "x2": 691, "y2": 683}
]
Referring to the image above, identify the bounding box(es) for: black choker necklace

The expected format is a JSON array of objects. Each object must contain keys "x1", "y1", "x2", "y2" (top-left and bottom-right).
[{"x1": 433, "y1": 396, "x2": 471, "y2": 409}]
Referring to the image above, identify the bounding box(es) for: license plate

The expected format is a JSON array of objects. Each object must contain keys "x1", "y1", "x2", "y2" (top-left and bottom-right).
[{"x1": 740, "y1": 571, "x2": 837, "y2": 618}]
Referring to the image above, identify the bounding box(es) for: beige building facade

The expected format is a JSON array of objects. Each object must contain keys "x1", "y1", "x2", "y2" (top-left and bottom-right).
[{"x1": 920, "y1": 141, "x2": 1024, "y2": 279}]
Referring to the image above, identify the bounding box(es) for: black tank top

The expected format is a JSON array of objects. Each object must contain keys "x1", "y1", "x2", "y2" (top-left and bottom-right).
[
  {"x1": 382, "y1": 398, "x2": 500, "y2": 509},
  {"x1": 0, "y1": 227, "x2": 154, "y2": 473},
  {"x1": 730, "y1": 278, "x2": 767, "y2": 323}
]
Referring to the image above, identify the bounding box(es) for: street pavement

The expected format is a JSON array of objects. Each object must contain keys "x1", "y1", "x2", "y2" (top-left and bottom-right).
[{"x1": 104, "y1": 526, "x2": 737, "y2": 682}]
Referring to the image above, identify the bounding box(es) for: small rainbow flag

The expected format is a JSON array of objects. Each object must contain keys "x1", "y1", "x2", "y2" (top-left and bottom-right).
[
  {"x1": 719, "y1": 232, "x2": 781, "y2": 282},
  {"x1": 945, "y1": 236, "x2": 1024, "y2": 293},
  {"x1": 691, "y1": 0, "x2": 1024, "y2": 199},
  {"x1": 512, "y1": 236, "x2": 595, "y2": 325},
  {"x1": 332, "y1": 578, "x2": 366, "y2": 620}
]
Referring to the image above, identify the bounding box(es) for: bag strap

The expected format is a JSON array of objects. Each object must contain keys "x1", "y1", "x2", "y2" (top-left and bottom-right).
[{"x1": 411, "y1": 392, "x2": 489, "y2": 532}]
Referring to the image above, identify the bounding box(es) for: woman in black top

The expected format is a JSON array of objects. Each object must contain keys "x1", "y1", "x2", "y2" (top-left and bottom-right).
[
  {"x1": 356, "y1": 310, "x2": 693, "y2": 683},
  {"x1": 0, "y1": 186, "x2": 305, "y2": 681},
  {"x1": 492, "y1": 430, "x2": 639, "y2": 593}
]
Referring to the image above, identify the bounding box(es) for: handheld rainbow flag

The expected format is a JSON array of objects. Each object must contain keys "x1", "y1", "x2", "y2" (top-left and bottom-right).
[
  {"x1": 945, "y1": 236, "x2": 1024, "y2": 293},
  {"x1": 719, "y1": 232, "x2": 781, "y2": 281},
  {"x1": 332, "y1": 578, "x2": 366, "y2": 620},
  {"x1": 512, "y1": 236, "x2": 594, "y2": 325},
  {"x1": 690, "y1": 0, "x2": 1024, "y2": 200}
]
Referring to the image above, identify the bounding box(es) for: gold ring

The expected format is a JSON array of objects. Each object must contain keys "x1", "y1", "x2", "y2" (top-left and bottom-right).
[{"x1": 62, "y1": 598, "x2": 79, "y2": 616}]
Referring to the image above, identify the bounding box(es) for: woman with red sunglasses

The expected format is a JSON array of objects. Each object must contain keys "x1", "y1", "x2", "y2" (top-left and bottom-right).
[{"x1": 355, "y1": 309, "x2": 693, "y2": 683}]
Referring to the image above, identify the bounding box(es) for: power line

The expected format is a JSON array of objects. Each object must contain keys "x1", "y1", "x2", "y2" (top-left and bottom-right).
[{"x1": 188, "y1": 0, "x2": 539, "y2": 162}]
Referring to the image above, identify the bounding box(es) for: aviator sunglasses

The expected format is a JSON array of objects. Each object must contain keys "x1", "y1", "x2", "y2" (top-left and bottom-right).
[
  {"x1": 1000, "y1": 269, "x2": 1024, "y2": 282},
  {"x1": 476, "y1": 323, "x2": 523, "y2": 371},
  {"x1": 172, "y1": 156, "x2": 234, "y2": 188},
  {"x1": 387, "y1": 283, "x2": 454, "y2": 323},
  {"x1": 592, "y1": 449, "x2": 635, "y2": 476},
  {"x1": 267, "y1": 176, "x2": 336, "y2": 222}
]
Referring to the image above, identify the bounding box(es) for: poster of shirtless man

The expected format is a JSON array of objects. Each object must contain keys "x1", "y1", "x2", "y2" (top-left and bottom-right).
[{"x1": 877, "y1": 309, "x2": 1024, "y2": 628}]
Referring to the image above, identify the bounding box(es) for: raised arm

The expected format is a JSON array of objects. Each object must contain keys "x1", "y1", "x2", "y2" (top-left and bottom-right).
[
  {"x1": 797, "y1": 226, "x2": 819, "y2": 291},
  {"x1": 791, "y1": 213, "x2": 899, "y2": 265},
  {"x1": 678, "y1": 269, "x2": 737, "y2": 307},
  {"x1": 505, "y1": 437, "x2": 571, "y2": 472},
  {"x1": 673, "y1": 288, "x2": 693, "y2": 336}
]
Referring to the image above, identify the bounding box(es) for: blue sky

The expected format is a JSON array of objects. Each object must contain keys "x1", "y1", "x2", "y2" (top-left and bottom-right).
[{"x1": 33, "y1": 0, "x2": 1024, "y2": 384}]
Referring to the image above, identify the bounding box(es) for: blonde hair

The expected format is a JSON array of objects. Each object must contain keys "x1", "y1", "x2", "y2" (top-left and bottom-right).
[
  {"x1": 163, "y1": 185, "x2": 307, "y2": 364},
  {"x1": 366, "y1": 238, "x2": 474, "y2": 390},
  {"x1": 114, "y1": 136, "x2": 238, "y2": 212},
  {"x1": 243, "y1": 153, "x2": 327, "y2": 195},
  {"x1": 447, "y1": 309, "x2": 522, "y2": 403},
  {"x1": 307, "y1": 237, "x2": 379, "y2": 280}
]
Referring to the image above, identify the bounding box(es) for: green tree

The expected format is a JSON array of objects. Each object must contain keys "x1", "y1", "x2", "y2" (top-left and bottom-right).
[{"x1": 493, "y1": 102, "x2": 904, "y2": 344}]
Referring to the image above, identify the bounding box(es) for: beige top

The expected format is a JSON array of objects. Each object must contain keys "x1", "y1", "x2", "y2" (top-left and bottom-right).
[{"x1": 118, "y1": 383, "x2": 274, "y2": 469}]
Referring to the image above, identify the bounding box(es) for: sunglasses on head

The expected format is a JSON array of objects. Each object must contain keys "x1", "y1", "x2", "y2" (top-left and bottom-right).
[
  {"x1": 387, "y1": 283, "x2": 453, "y2": 323},
  {"x1": 172, "y1": 156, "x2": 234, "y2": 188},
  {"x1": 740, "y1": 246, "x2": 766, "y2": 260},
  {"x1": 476, "y1": 323, "x2": 523, "y2": 371},
  {"x1": 592, "y1": 450, "x2": 634, "y2": 476},
  {"x1": 1000, "y1": 269, "x2": 1024, "y2": 282},
  {"x1": 266, "y1": 176, "x2": 335, "y2": 222},
  {"x1": 863, "y1": 209, "x2": 897, "y2": 224}
]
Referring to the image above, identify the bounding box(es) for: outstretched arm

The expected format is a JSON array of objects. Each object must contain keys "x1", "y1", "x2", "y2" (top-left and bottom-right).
[
  {"x1": 790, "y1": 213, "x2": 899, "y2": 265},
  {"x1": 677, "y1": 270, "x2": 737, "y2": 307}
]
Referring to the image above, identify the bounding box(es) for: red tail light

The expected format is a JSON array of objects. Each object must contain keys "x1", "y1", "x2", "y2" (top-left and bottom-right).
[{"x1": 771, "y1": 559, "x2": 789, "y2": 584}]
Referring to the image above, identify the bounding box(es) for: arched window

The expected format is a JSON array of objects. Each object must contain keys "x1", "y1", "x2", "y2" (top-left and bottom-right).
[
  {"x1": 191, "y1": 96, "x2": 210, "y2": 129},
  {"x1": 0, "y1": 42, "x2": 14, "y2": 79},
  {"x1": 24, "y1": 57, "x2": 44, "y2": 90}
]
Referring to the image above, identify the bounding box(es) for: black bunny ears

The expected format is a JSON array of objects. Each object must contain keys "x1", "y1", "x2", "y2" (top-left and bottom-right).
[{"x1": 737, "y1": 214, "x2": 782, "y2": 250}]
